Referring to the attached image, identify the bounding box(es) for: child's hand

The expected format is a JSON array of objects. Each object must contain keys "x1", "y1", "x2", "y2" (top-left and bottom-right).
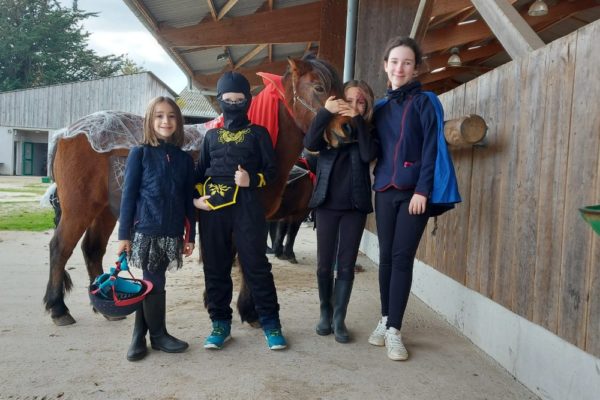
[
  {"x1": 194, "y1": 195, "x2": 212, "y2": 211},
  {"x1": 183, "y1": 242, "x2": 194, "y2": 257},
  {"x1": 117, "y1": 240, "x2": 131, "y2": 256},
  {"x1": 235, "y1": 165, "x2": 250, "y2": 187},
  {"x1": 324, "y1": 96, "x2": 341, "y2": 113},
  {"x1": 409, "y1": 193, "x2": 428, "y2": 215},
  {"x1": 337, "y1": 100, "x2": 359, "y2": 118}
]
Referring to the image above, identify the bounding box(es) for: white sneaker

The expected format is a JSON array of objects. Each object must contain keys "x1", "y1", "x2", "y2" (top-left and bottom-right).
[
  {"x1": 368, "y1": 316, "x2": 387, "y2": 346},
  {"x1": 385, "y1": 327, "x2": 408, "y2": 361}
]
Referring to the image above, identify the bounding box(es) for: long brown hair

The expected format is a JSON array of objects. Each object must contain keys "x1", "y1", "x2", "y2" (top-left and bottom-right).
[
  {"x1": 142, "y1": 96, "x2": 185, "y2": 147},
  {"x1": 343, "y1": 80, "x2": 375, "y2": 123}
]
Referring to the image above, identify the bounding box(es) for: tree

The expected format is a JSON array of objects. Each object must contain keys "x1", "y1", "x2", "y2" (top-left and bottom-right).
[{"x1": 0, "y1": 0, "x2": 138, "y2": 91}]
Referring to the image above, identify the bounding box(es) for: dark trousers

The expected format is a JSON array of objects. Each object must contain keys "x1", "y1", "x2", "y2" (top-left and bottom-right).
[
  {"x1": 143, "y1": 270, "x2": 166, "y2": 293},
  {"x1": 199, "y1": 190, "x2": 280, "y2": 326},
  {"x1": 375, "y1": 190, "x2": 429, "y2": 330},
  {"x1": 315, "y1": 208, "x2": 367, "y2": 281}
]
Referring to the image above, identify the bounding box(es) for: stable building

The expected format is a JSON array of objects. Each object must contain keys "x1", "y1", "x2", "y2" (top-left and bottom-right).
[{"x1": 0, "y1": 72, "x2": 177, "y2": 176}]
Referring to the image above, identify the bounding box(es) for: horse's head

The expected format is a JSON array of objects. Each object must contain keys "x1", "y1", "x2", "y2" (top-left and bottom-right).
[{"x1": 283, "y1": 55, "x2": 352, "y2": 148}]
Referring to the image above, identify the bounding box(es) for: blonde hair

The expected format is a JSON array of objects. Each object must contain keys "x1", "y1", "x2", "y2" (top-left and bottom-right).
[
  {"x1": 142, "y1": 96, "x2": 185, "y2": 147},
  {"x1": 343, "y1": 80, "x2": 375, "y2": 123}
]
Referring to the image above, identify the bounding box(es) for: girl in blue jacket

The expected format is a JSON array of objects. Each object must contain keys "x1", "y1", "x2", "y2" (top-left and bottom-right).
[
  {"x1": 368, "y1": 37, "x2": 441, "y2": 361},
  {"x1": 117, "y1": 96, "x2": 196, "y2": 361}
]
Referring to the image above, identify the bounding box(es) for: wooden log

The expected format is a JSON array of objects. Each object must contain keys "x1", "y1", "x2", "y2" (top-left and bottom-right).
[{"x1": 444, "y1": 114, "x2": 488, "y2": 146}]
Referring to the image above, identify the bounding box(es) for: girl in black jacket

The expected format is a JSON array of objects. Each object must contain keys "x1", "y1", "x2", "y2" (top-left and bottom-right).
[
  {"x1": 303, "y1": 80, "x2": 378, "y2": 343},
  {"x1": 117, "y1": 96, "x2": 196, "y2": 361}
]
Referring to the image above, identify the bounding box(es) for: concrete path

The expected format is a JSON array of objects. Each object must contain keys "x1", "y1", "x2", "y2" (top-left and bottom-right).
[{"x1": 0, "y1": 220, "x2": 538, "y2": 400}]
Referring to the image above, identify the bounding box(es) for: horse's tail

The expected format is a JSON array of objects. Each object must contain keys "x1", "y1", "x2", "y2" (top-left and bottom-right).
[{"x1": 40, "y1": 183, "x2": 61, "y2": 227}]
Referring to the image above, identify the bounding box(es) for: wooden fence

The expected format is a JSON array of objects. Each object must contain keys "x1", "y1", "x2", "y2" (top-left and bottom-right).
[{"x1": 414, "y1": 20, "x2": 599, "y2": 357}]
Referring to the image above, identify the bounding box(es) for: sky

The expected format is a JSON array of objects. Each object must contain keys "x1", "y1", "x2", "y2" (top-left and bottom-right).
[{"x1": 57, "y1": 0, "x2": 188, "y2": 93}]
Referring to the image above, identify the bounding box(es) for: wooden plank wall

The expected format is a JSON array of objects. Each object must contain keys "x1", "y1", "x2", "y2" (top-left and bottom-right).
[
  {"x1": 0, "y1": 73, "x2": 174, "y2": 129},
  {"x1": 414, "y1": 21, "x2": 600, "y2": 357}
]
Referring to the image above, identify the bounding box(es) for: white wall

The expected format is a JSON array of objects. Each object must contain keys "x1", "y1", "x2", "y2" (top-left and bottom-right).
[{"x1": 359, "y1": 229, "x2": 600, "y2": 400}]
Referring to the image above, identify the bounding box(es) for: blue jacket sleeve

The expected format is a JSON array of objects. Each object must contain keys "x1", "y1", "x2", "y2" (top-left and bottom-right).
[
  {"x1": 118, "y1": 146, "x2": 143, "y2": 240},
  {"x1": 194, "y1": 132, "x2": 211, "y2": 197},
  {"x1": 415, "y1": 96, "x2": 439, "y2": 197},
  {"x1": 184, "y1": 154, "x2": 196, "y2": 243},
  {"x1": 353, "y1": 115, "x2": 379, "y2": 163},
  {"x1": 303, "y1": 108, "x2": 332, "y2": 152}
]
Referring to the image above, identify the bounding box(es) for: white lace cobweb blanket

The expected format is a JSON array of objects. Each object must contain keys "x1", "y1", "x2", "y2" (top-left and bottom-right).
[{"x1": 47, "y1": 110, "x2": 221, "y2": 179}]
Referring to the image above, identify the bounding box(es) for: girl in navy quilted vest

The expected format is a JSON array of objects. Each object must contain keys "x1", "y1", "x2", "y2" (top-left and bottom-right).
[
  {"x1": 117, "y1": 96, "x2": 196, "y2": 361},
  {"x1": 303, "y1": 80, "x2": 378, "y2": 344},
  {"x1": 368, "y1": 37, "x2": 444, "y2": 361}
]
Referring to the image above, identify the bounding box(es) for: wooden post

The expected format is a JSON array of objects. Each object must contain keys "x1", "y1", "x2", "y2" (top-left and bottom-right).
[{"x1": 444, "y1": 114, "x2": 488, "y2": 146}]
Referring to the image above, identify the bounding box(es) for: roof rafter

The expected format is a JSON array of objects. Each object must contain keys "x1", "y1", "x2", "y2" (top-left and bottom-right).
[
  {"x1": 193, "y1": 60, "x2": 289, "y2": 88},
  {"x1": 161, "y1": 2, "x2": 321, "y2": 47},
  {"x1": 233, "y1": 44, "x2": 268, "y2": 69},
  {"x1": 420, "y1": 42, "x2": 503, "y2": 74},
  {"x1": 422, "y1": 0, "x2": 598, "y2": 54},
  {"x1": 217, "y1": 0, "x2": 239, "y2": 20}
]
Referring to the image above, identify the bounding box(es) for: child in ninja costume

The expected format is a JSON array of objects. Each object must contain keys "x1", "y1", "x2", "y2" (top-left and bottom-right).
[{"x1": 194, "y1": 71, "x2": 287, "y2": 350}]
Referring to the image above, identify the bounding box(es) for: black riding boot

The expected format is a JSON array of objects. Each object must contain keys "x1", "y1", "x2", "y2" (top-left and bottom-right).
[
  {"x1": 127, "y1": 308, "x2": 148, "y2": 361},
  {"x1": 316, "y1": 277, "x2": 333, "y2": 336},
  {"x1": 143, "y1": 291, "x2": 189, "y2": 353},
  {"x1": 332, "y1": 279, "x2": 353, "y2": 343}
]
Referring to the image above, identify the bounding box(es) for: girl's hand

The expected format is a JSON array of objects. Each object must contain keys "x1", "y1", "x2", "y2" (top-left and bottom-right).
[
  {"x1": 324, "y1": 96, "x2": 340, "y2": 113},
  {"x1": 337, "y1": 100, "x2": 359, "y2": 118},
  {"x1": 183, "y1": 242, "x2": 194, "y2": 257},
  {"x1": 194, "y1": 195, "x2": 212, "y2": 211},
  {"x1": 408, "y1": 193, "x2": 428, "y2": 215},
  {"x1": 117, "y1": 240, "x2": 131, "y2": 256},
  {"x1": 235, "y1": 165, "x2": 250, "y2": 187}
]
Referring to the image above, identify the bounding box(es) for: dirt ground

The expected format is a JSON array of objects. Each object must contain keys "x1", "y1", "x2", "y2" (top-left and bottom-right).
[{"x1": 0, "y1": 177, "x2": 538, "y2": 400}]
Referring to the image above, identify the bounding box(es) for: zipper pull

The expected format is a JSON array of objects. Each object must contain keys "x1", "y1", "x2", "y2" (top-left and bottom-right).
[{"x1": 166, "y1": 153, "x2": 171, "y2": 163}]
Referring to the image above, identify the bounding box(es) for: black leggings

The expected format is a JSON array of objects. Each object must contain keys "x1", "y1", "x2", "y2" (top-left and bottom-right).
[
  {"x1": 375, "y1": 190, "x2": 429, "y2": 330},
  {"x1": 143, "y1": 269, "x2": 166, "y2": 293},
  {"x1": 315, "y1": 208, "x2": 367, "y2": 281}
]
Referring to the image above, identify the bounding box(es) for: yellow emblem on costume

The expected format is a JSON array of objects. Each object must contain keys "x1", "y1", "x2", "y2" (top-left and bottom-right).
[
  {"x1": 198, "y1": 177, "x2": 239, "y2": 210},
  {"x1": 217, "y1": 128, "x2": 250, "y2": 144},
  {"x1": 207, "y1": 183, "x2": 231, "y2": 197}
]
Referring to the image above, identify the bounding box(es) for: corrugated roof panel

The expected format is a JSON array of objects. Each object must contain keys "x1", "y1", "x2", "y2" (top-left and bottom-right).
[
  {"x1": 177, "y1": 88, "x2": 218, "y2": 118},
  {"x1": 144, "y1": 0, "x2": 209, "y2": 27}
]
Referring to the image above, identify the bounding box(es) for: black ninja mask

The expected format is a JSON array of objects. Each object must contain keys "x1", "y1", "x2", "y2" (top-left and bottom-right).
[{"x1": 217, "y1": 71, "x2": 252, "y2": 130}]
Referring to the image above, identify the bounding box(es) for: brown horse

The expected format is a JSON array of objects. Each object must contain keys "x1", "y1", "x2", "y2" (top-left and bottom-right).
[
  {"x1": 44, "y1": 54, "x2": 347, "y2": 326},
  {"x1": 267, "y1": 153, "x2": 317, "y2": 264}
]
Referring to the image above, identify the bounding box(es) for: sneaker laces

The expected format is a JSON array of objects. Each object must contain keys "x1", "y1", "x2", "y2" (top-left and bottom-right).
[
  {"x1": 374, "y1": 319, "x2": 387, "y2": 335},
  {"x1": 265, "y1": 328, "x2": 282, "y2": 337},
  {"x1": 210, "y1": 326, "x2": 227, "y2": 336},
  {"x1": 386, "y1": 331, "x2": 404, "y2": 349}
]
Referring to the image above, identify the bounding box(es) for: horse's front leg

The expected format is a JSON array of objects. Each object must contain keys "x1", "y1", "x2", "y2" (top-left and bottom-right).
[{"x1": 44, "y1": 218, "x2": 89, "y2": 326}]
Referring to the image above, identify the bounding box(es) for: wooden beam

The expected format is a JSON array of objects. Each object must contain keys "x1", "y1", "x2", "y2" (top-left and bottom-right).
[
  {"x1": 470, "y1": 0, "x2": 544, "y2": 59},
  {"x1": 431, "y1": 0, "x2": 473, "y2": 18},
  {"x1": 420, "y1": 66, "x2": 490, "y2": 84},
  {"x1": 410, "y1": 0, "x2": 435, "y2": 44},
  {"x1": 161, "y1": 2, "x2": 321, "y2": 47},
  {"x1": 233, "y1": 44, "x2": 268, "y2": 69},
  {"x1": 217, "y1": 0, "x2": 239, "y2": 21},
  {"x1": 318, "y1": 0, "x2": 347, "y2": 73},
  {"x1": 206, "y1": 0, "x2": 218, "y2": 20},
  {"x1": 422, "y1": 0, "x2": 598, "y2": 54},
  {"x1": 193, "y1": 60, "x2": 289, "y2": 88}
]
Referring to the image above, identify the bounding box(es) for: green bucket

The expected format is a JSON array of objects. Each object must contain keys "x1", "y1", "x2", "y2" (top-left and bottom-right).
[{"x1": 579, "y1": 205, "x2": 600, "y2": 236}]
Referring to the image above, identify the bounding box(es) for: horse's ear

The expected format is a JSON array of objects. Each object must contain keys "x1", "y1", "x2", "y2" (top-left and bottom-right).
[{"x1": 287, "y1": 57, "x2": 299, "y2": 76}]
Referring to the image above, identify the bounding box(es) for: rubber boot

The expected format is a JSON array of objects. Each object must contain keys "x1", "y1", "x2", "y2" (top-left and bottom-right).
[
  {"x1": 143, "y1": 291, "x2": 189, "y2": 353},
  {"x1": 126, "y1": 308, "x2": 148, "y2": 361},
  {"x1": 332, "y1": 279, "x2": 353, "y2": 343},
  {"x1": 316, "y1": 277, "x2": 333, "y2": 335}
]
